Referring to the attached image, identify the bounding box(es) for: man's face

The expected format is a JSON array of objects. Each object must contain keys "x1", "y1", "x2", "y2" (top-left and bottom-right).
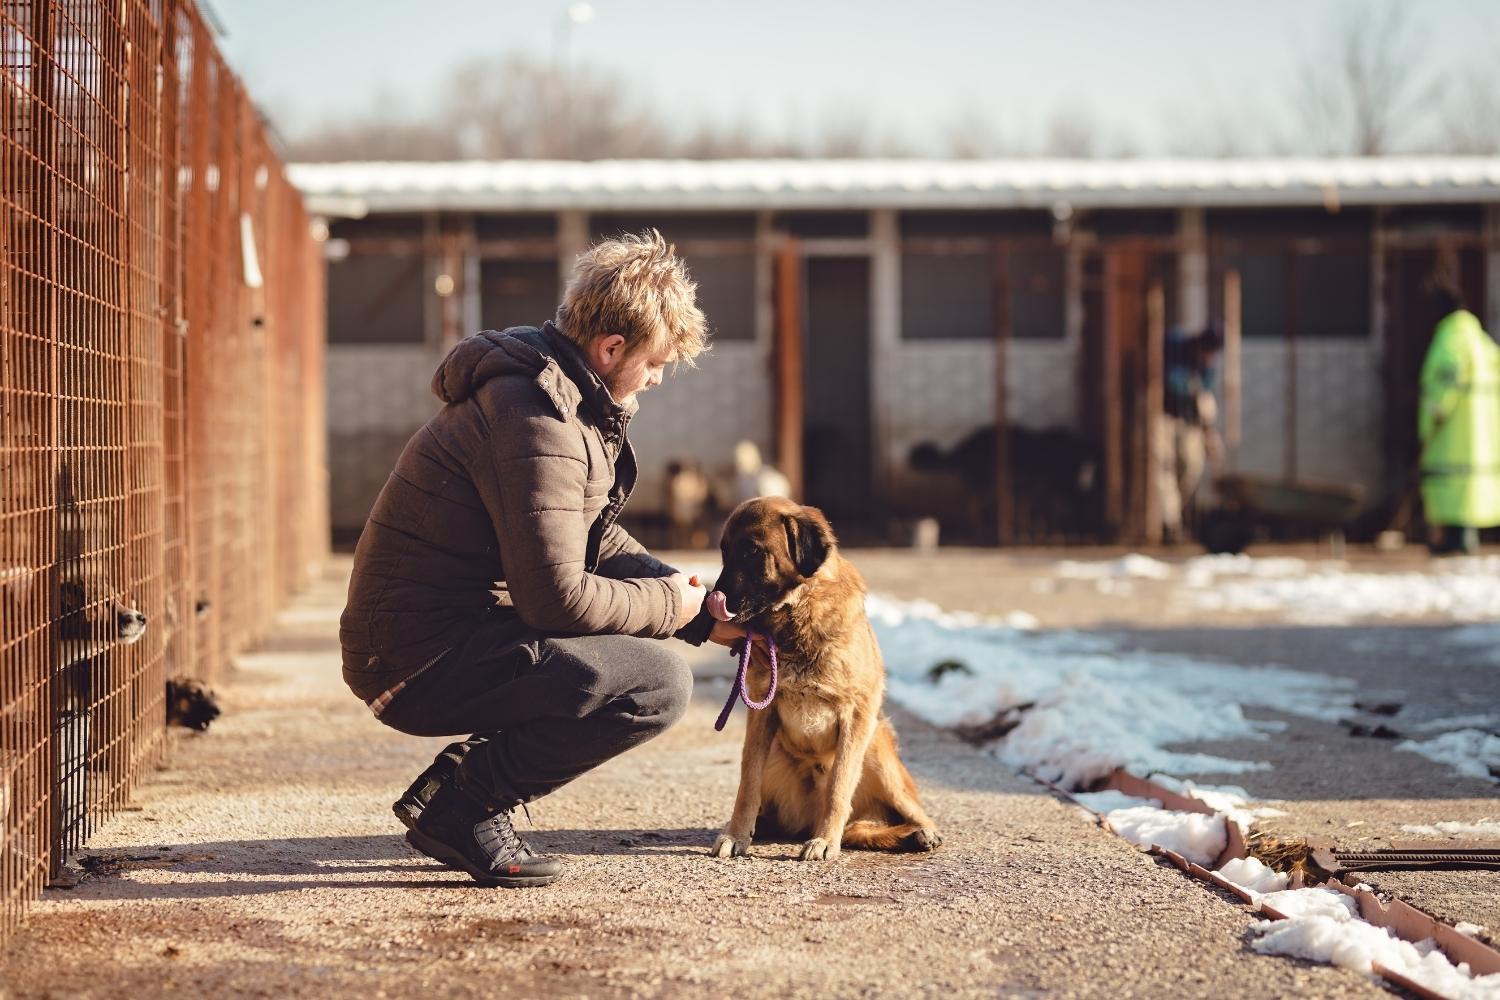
[{"x1": 592, "y1": 336, "x2": 675, "y2": 406}]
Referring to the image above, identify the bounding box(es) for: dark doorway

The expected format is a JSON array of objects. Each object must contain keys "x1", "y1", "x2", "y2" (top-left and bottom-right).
[{"x1": 801, "y1": 256, "x2": 873, "y2": 525}]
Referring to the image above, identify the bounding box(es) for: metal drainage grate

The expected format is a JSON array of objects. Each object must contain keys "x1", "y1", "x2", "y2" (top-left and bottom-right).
[{"x1": 1312, "y1": 847, "x2": 1500, "y2": 873}]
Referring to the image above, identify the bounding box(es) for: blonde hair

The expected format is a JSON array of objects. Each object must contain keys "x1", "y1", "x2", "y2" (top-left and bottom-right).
[{"x1": 555, "y1": 229, "x2": 708, "y2": 366}]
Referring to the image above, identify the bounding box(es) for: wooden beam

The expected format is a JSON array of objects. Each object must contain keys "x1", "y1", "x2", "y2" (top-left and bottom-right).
[
  {"x1": 1222, "y1": 268, "x2": 1242, "y2": 452},
  {"x1": 773, "y1": 241, "x2": 804, "y2": 500},
  {"x1": 1101, "y1": 250, "x2": 1124, "y2": 536},
  {"x1": 993, "y1": 242, "x2": 1013, "y2": 545},
  {"x1": 1143, "y1": 281, "x2": 1165, "y2": 546}
]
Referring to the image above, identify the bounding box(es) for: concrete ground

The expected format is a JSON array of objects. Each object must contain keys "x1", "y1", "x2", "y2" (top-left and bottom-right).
[{"x1": 0, "y1": 548, "x2": 1492, "y2": 998}]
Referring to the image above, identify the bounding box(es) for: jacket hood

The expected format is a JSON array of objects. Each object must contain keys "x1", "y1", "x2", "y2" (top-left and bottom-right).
[{"x1": 430, "y1": 323, "x2": 634, "y2": 420}]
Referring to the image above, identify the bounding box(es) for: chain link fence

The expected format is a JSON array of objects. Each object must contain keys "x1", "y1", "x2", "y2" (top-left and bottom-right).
[{"x1": 0, "y1": 0, "x2": 326, "y2": 936}]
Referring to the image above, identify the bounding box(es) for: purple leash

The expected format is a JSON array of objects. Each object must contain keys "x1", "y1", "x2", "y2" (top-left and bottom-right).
[{"x1": 713, "y1": 630, "x2": 779, "y2": 731}]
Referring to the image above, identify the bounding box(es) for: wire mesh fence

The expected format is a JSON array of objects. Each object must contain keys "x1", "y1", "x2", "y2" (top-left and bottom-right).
[{"x1": 0, "y1": 0, "x2": 326, "y2": 936}]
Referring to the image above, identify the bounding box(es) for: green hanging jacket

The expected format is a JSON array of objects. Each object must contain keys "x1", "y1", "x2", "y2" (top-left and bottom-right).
[{"x1": 1419, "y1": 309, "x2": 1500, "y2": 527}]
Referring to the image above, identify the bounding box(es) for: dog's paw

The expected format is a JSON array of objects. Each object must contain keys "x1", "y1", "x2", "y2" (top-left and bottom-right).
[
  {"x1": 709, "y1": 833, "x2": 749, "y2": 858},
  {"x1": 798, "y1": 837, "x2": 839, "y2": 861},
  {"x1": 906, "y1": 827, "x2": 943, "y2": 852}
]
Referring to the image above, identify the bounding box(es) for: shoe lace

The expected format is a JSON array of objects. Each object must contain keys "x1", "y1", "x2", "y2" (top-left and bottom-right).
[{"x1": 475, "y1": 805, "x2": 538, "y2": 862}]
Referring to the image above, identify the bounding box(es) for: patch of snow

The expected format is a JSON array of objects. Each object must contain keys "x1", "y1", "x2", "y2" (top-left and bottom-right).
[
  {"x1": 1412, "y1": 714, "x2": 1500, "y2": 733},
  {"x1": 1251, "y1": 914, "x2": 1500, "y2": 998},
  {"x1": 1180, "y1": 554, "x2": 1317, "y2": 588},
  {"x1": 1147, "y1": 775, "x2": 1288, "y2": 830},
  {"x1": 1216, "y1": 856, "x2": 1290, "y2": 895},
  {"x1": 1070, "y1": 790, "x2": 1160, "y2": 814},
  {"x1": 1184, "y1": 557, "x2": 1500, "y2": 623},
  {"x1": 1399, "y1": 819, "x2": 1500, "y2": 838},
  {"x1": 872, "y1": 594, "x2": 1352, "y2": 788},
  {"x1": 1396, "y1": 730, "x2": 1500, "y2": 783},
  {"x1": 1103, "y1": 805, "x2": 1228, "y2": 867},
  {"x1": 1447, "y1": 623, "x2": 1500, "y2": 664},
  {"x1": 1258, "y1": 887, "x2": 1360, "y2": 922},
  {"x1": 1055, "y1": 554, "x2": 1173, "y2": 581},
  {"x1": 1002, "y1": 610, "x2": 1040, "y2": 631}
]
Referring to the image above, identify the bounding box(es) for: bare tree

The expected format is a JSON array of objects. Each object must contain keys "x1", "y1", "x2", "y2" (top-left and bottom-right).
[
  {"x1": 1291, "y1": 1, "x2": 1445, "y2": 155},
  {"x1": 938, "y1": 106, "x2": 1032, "y2": 159},
  {"x1": 289, "y1": 117, "x2": 464, "y2": 162},
  {"x1": 440, "y1": 53, "x2": 671, "y2": 159},
  {"x1": 1042, "y1": 107, "x2": 1103, "y2": 158},
  {"x1": 1438, "y1": 67, "x2": 1500, "y2": 154}
]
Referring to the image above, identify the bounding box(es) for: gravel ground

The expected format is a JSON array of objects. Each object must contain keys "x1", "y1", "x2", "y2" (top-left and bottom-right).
[{"x1": 0, "y1": 556, "x2": 1393, "y2": 999}]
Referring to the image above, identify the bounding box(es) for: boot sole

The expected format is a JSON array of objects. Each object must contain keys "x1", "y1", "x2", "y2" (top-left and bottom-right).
[
  {"x1": 394, "y1": 801, "x2": 464, "y2": 870},
  {"x1": 392, "y1": 799, "x2": 423, "y2": 832},
  {"x1": 404, "y1": 828, "x2": 561, "y2": 888}
]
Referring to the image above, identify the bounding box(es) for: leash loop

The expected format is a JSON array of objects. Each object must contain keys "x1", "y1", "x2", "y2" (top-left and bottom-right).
[{"x1": 713, "y1": 629, "x2": 779, "y2": 731}]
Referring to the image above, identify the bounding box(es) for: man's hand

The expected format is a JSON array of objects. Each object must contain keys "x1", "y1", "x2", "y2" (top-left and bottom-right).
[
  {"x1": 669, "y1": 573, "x2": 707, "y2": 631},
  {"x1": 707, "y1": 620, "x2": 747, "y2": 648}
]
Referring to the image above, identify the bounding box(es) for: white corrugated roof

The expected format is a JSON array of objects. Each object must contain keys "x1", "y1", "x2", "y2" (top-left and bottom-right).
[{"x1": 288, "y1": 158, "x2": 1500, "y2": 216}]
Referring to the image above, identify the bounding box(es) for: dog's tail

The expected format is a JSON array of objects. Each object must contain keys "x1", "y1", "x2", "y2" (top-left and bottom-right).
[{"x1": 840, "y1": 820, "x2": 931, "y2": 852}]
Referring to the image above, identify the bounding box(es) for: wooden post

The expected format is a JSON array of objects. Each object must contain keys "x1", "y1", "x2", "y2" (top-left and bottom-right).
[
  {"x1": 1143, "y1": 282, "x2": 1165, "y2": 546},
  {"x1": 1223, "y1": 268, "x2": 1242, "y2": 453},
  {"x1": 1101, "y1": 250, "x2": 1124, "y2": 537},
  {"x1": 992, "y1": 241, "x2": 1013, "y2": 545},
  {"x1": 438, "y1": 229, "x2": 463, "y2": 350},
  {"x1": 1284, "y1": 252, "x2": 1298, "y2": 480},
  {"x1": 773, "y1": 241, "x2": 804, "y2": 500}
]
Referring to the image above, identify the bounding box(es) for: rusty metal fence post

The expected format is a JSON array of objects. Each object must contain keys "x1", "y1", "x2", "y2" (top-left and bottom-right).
[{"x1": 0, "y1": 0, "x2": 326, "y2": 937}]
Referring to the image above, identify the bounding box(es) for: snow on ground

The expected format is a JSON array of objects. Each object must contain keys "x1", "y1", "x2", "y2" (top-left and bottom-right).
[
  {"x1": 1102, "y1": 805, "x2": 1227, "y2": 867},
  {"x1": 871, "y1": 594, "x2": 1353, "y2": 788},
  {"x1": 1181, "y1": 555, "x2": 1500, "y2": 623},
  {"x1": 1250, "y1": 909, "x2": 1500, "y2": 998},
  {"x1": 1448, "y1": 623, "x2": 1500, "y2": 663},
  {"x1": 1216, "y1": 856, "x2": 1289, "y2": 895},
  {"x1": 1413, "y1": 714, "x2": 1500, "y2": 733},
  {"x1": 1055, "y1": 554, "x2": 1174, "y2": 581},
  {"x1": 1179, "y1": 554, "x2": 1324, "y2": 587},
  {"x1": 1069, "y1": 790, "x2": 1159, "y2": 814},
  {"x1": 1396, "y1": 729, "x2": 1500, "y2": 784},
  {"x1": 1259, "y1": 888, "x2": 1360, "y2": 921},
  {"x1": 1147, "y1": 775, "x2": 1288, "y2": 830},
  {"x1": 1046, "y1": 551, "x2": 1500, "y2": 624},
  {"x1": 1399, "y1": 819, "x2": 1500, "y2": 838}
]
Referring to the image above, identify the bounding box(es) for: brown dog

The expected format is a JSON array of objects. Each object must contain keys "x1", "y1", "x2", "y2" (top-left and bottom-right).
[{"x1": 707, "y1": 496, "x2": 941, "y2": 861}]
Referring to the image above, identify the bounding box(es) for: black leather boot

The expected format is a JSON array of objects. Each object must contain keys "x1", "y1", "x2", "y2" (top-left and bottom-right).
[
  {"x1": 392, "y1": 739, "x2": 485, "y2": 831},
  {"x1": 405, "y1": 773, "x2": 563, "y2": 888}
]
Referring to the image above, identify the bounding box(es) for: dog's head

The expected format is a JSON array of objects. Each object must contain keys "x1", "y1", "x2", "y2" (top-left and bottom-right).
[
  {"x1": 712, "y1": 496, "x2": 836, "y2": 622},
  {"x1": 60, "y1": 578, "x2": 148, "y2": 645}
]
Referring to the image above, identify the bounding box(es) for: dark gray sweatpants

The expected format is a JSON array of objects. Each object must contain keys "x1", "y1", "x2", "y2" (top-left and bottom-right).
[{"x1": 377, "y1": 623, "x2": 694, "y2": 807}]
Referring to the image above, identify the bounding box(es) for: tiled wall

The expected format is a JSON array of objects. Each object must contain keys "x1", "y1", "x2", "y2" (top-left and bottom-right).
[
  {"x1": 326, "y1": 345, "x2": 444, "y2": 533},
  {"x1": 876, "y1": 339, "x2": 1080, "y2": 508},
  {"x1": 1236, "y1": 339, "x2": 1385, "y2": 489}
]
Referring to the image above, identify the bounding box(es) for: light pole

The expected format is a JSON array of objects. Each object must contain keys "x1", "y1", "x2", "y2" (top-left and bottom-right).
[{"x1": 555, "y1": 2, "x2": 595, "y2": 156}]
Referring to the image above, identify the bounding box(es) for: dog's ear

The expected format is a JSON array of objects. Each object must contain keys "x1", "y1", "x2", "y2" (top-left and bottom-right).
[
  {"x1": 59, "y1": 578, "x2": 86, "y2": 615},
  {"x1": 783, "y1": 507, "x2": 834, "y2": 579}
]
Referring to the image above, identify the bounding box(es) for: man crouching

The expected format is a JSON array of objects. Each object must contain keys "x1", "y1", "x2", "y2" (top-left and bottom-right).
[{"x1": 340, "y1": 231, "x2": 741, "y2": 886}]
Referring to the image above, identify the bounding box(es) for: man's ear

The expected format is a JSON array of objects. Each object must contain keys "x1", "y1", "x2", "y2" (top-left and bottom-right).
[
  {"x1": 783, "y1": 507, "x2": 834, "y2": 578},
  {"x1": 594, "y1": 333, "x2": 628, "y2": 372}
]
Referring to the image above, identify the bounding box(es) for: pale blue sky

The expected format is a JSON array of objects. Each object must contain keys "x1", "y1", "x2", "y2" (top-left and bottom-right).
[{"x1": 212, "y1": 0, "x2": 1499, "y2": 156}]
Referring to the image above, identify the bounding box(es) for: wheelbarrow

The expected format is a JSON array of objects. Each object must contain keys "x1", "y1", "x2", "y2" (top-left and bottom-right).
[{"x1": 1197, "y1": 473, "x2": 1364, "y2": 556}]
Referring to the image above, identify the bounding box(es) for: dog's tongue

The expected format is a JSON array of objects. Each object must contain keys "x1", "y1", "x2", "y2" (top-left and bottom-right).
[{"x1": 706, "y1": 590, "x2": 734, "y2": 622}]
